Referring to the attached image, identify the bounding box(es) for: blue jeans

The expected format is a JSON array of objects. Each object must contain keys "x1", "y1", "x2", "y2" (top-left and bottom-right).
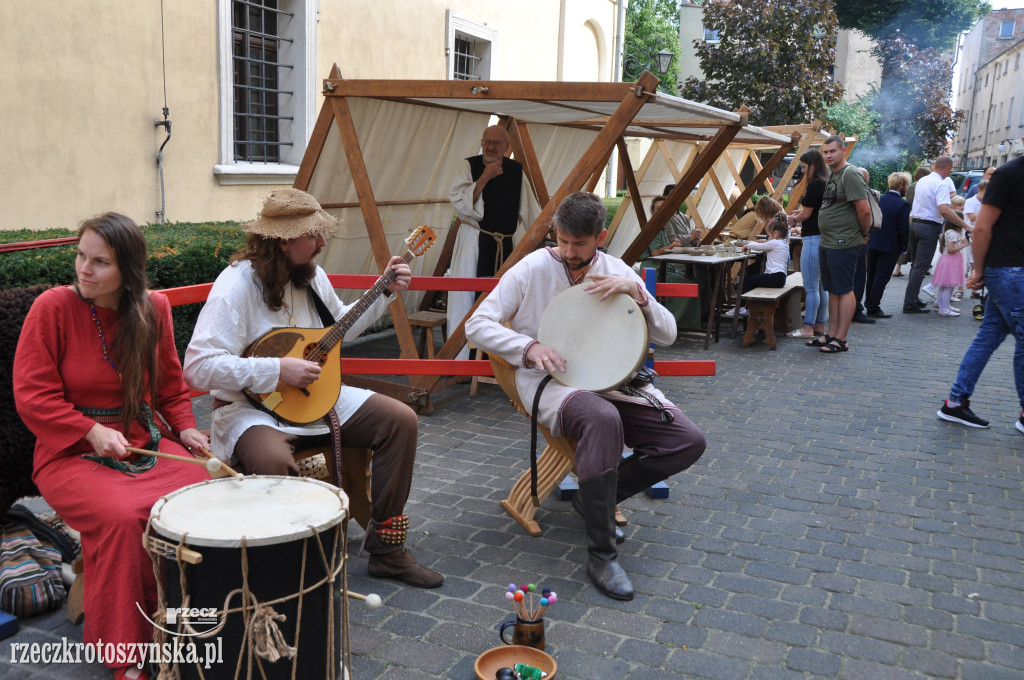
[
  {"x1": 800, "y1": 234, "x2": 828, "y2": 326},
  {"x1": 949, "y1": 266, "x2": 1024, "y2": 410}
]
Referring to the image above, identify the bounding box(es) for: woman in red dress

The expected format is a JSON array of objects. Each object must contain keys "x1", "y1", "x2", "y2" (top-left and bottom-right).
[{"x1": 14, "y1": 213, "x2": 209, "y2": 680}]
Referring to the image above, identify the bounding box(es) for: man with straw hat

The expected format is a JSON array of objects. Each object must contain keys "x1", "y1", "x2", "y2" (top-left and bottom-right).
[{"x1": 185, "y1": 188, "x2": 443, "y2": 588}]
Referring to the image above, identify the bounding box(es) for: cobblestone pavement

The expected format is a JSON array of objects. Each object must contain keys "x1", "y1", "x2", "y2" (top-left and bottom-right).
[{"x1": 2, "y1": 277, "x2": 1022, "y2": 679}]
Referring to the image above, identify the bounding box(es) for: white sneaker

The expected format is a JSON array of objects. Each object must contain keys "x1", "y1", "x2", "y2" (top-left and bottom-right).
[
  {"x1": 923, "y1": 283, "x2": 937, "y2": 298},
  {"x1": 951, "y1": 293, "x2": 963, "y2": 302},
  {"x1": 723, "y1": 306, "x2": 748, "y2": 318},
  {"x1": 938, "y1": 309, "x2": 960, "y2": 317}
]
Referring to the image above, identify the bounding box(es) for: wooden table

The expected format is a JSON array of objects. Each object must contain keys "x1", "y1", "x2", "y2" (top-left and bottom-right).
[{"x1": 648, "y1": 251, "x2": 759, "y2": 349}]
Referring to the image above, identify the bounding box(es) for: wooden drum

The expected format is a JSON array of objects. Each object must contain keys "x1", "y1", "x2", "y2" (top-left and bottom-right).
[
  {"x1": 147, "y1": 476, "x2": 350, "y2": 680},
  {"x1": 537, "y1": 285, "x2": 649, "y2": 391}
]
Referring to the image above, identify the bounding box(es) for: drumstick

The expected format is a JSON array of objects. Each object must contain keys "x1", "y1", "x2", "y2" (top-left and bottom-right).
[
  {"x1": 346, "y1": 591, "x2": 382, "y2": 609},
  {"x1": 197, "y1": 447, "x2": 241, "y2": 477},
  {"x1": 125, "y1": 447, "x2": 232, "y2": 478}
]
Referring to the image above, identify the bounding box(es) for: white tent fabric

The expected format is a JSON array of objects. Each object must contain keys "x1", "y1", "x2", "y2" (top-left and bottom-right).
[
  {"x1": 309, "y1": 99, "x2": 600, "y2": 317},
  {"x1": 300, "y1": 80, "x2": 792, "y2": 325}
]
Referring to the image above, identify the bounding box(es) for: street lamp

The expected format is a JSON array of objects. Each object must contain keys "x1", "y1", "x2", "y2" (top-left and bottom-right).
[
  {"x1": 655, "y1": 49, "x2": 675, "y2": 75},
  {"x1": 622, "y1": 45, "x2": 676, "y2": 81},
  {"x1": 997, "y1": 140, "x2": 1009, "y2": 154}
]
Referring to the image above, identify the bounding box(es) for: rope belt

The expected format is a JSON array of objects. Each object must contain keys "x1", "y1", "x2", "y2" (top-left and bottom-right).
[{"x1": 465, "y1": 221, "x2": 511, "y2": 275}]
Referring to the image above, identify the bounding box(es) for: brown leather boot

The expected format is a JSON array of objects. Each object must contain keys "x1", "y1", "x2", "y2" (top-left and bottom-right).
[
  {"x1": 364, "y1": 514, "x2": 443, "y2": 588},
  {"x1": 367, "y1": 549, "x2": 443, "y2": 588}
]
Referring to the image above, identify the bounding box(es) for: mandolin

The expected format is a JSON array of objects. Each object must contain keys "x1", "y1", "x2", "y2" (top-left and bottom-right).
[{"x1": 241, "y1": 225, "x2": 436, "y2": 425}]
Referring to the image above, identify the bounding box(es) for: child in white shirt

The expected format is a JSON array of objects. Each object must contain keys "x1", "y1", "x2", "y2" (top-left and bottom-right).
[{"x1": 730, "y1": 214, "x2": 790, "y2": 316}]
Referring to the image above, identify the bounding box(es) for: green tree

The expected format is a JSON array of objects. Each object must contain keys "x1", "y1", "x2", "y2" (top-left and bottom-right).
[
  {"x1": 833, "y1": 0, "x2": 989, "y2": 51},
  {"x1": 623, "y1": 0, "x2": 683, "y2": 95},
  {"x1": 681, "y1": 0, "x2": 844, "y2": 126},
  {"x1": 870, "y1": 34, "x2": 966, "y2": 161},
  {"x1": 825, "y1": 98, "x2": 879, "y2": 140}
]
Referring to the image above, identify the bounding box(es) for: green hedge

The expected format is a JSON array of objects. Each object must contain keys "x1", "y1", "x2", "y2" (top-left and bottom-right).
[{"x1": 0, "y1": 222, "x2": 247, "y2": 360}]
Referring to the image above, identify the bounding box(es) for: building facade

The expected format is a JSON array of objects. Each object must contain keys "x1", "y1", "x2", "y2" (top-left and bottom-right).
[
  {"x1": 952, "y1": 8, "x2": 1024, "y2": 170},
  {"x1": 0, "y1": 0, "x2": 619, "y2": 230}
]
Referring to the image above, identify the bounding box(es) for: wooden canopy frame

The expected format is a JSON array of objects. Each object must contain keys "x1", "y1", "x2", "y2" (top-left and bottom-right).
[{"x1": 294, "y1": 66, "x2": 794, "y2": 403}]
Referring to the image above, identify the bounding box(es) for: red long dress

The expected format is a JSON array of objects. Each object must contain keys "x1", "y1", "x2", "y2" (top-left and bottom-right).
[{"x1": 13, "y1": 286, "x2": 208, "y2": 664}]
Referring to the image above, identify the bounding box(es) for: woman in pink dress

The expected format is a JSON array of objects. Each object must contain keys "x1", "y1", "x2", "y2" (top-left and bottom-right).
[{"x1": 14, "y1": 213, "x2": 209, "y2": 680}]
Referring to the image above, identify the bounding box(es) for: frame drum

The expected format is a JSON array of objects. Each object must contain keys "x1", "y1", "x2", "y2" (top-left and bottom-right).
[
  {"x1": 537, "y1": 285, "x2": 649, "y2": 391},
  {"x1": 148, "y1": 476, "x2": 349, "y2": 679}
]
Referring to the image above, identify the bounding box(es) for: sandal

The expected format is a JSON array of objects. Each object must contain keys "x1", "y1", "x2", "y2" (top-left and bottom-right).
[
  {"x1": 806, "y1": 334, "x2": 832, "y2": 347},
  {"x1": 819, "y1": 338, "x2": 849, "y2": 353}
]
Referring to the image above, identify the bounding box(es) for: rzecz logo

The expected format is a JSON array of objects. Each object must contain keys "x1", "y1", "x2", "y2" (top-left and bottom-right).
[{"x1": 137, "y1": 604, "x2": 220, "y2": 637}]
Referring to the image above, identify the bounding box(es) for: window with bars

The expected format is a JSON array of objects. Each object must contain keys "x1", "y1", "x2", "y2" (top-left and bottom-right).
[
  {"x1": 232, "y1": 0, "x2": 294, "y2": 162},
  {"x1": 453, "y1": 35, "x2": 481, "y2": 80}
]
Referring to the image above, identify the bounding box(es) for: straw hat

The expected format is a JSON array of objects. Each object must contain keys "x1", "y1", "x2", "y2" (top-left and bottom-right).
[{"x1": 243, "y1": 188, "x2": 339, "y2": 240}]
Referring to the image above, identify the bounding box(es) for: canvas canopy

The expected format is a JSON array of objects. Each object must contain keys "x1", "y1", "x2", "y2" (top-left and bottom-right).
[{"x1": 295, "y1": 68, "x2": 798, "y2": 401}]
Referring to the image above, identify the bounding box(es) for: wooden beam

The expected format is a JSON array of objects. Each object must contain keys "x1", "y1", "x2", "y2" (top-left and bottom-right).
[
  {"x1": 322, "y1": 78, "x2": 641, "y2": 103},
  {"x1": 294, "y1": 64, "x2": 343, "y2": 191},
  {"x1": 427, "y1": 70, "x2": 664, "y2": 383},
  {"x1": 508, "y1": 120, "x2": 550, "y2": 207},
  {"x1": 320, "y1": 198, "x2": 451, "y2": 209},
  {"x1": 701, "y1": 138, "x2": 797, "y2": 244},
  {"x1": 617, "y1": 137, "x2": 646, "y2": 232},
  {"x1": 620, "y1": 116, "x2": 744, "y2": 265},
  {"x1": 585, "y1": 144, "x2": 616, "y2": 193},
  {"x1": 329, "y1": 95, "x2": 419, "y2": 367},
  {"x1": 772, "y1": 125, "x2": 817, "y2": 203}
]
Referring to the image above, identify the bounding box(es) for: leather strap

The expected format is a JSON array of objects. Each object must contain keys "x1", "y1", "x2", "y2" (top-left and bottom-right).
[{"x1": 529, "y1": 374, "x2": 554, "y2": 508}]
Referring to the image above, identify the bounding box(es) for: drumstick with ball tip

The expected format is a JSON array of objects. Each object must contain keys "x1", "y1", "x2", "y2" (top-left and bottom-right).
[
  {"x1": 345, "y1": 591, "x2": 382, "y2": 609},
  {"x1": 124, "y1": 447, "x2": 235, "y2": 478},
  {"x1": 196, "y1": 447, "x2": 242, "y2": 478}
]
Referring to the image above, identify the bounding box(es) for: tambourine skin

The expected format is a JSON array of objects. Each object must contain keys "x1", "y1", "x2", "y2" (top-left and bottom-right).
[{"x1": 537, "y1": 286, "x2": 649, "y2": 391}]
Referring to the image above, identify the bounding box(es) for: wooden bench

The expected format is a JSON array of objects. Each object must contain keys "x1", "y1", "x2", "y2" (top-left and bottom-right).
[{"x1": 740, "y1": 272, "x2": 804, "y2": 350}]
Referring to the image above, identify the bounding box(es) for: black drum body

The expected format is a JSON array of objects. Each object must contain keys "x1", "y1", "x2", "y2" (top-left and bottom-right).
[{"x1": 148, "y1": 476, "x2": 349, "y2": 680}]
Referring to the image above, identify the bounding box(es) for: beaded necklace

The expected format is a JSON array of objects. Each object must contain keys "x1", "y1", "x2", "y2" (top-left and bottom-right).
[{"x1": 77, "y1": 286, "x2": 119, "y2": 375}]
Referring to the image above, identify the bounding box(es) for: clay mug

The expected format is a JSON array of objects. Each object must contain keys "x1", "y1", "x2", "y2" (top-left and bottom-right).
[{"x1": 498, "y1": 616, "x2": 545, "y2": 650}]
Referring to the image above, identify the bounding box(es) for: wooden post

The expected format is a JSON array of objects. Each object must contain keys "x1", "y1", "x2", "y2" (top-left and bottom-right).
[
  {"x1": 329, "y1": 95, "x2": 419, "y2": 365},
  {"x1": 617, "y1": 137, "x2": 647, "y2": 232}
]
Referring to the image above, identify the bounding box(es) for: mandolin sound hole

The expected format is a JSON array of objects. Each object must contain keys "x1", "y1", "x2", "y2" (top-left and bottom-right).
[{"x1": 304, "y1": 343, "x2": 328, "y2": 366}]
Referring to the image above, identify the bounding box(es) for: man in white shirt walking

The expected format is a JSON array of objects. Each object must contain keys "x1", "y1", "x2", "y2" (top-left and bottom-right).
[{"x1": 903, "y1": 156, "x2": 971, "y2": 314}]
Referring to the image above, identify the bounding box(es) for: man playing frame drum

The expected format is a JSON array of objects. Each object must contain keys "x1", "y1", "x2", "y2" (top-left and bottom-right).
[
  {"x1": 184, "y1": 189, "x2": 442, "y2": 589},
  {"x1": 466, "y1": 191, "x2": 706, "y2": 600}
]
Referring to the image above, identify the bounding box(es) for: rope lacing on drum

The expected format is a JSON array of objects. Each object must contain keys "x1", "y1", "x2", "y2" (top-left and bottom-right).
[{"x1": 145, "y1": 515, "x2": 350, "y2": 680}]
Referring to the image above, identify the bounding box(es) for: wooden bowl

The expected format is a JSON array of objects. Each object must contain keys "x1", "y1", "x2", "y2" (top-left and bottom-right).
[{"x1": 474, "y1": 645, "x2": 557, "y2": 680}]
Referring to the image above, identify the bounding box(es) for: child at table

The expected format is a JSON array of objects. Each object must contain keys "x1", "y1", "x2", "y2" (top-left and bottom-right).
[{"x1": 727, "y1": 214, "x2": 790, "y2": 317}]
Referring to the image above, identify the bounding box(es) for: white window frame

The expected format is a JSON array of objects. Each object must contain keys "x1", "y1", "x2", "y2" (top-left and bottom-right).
[
  {"x1": 446, "y1": 11, "x2": 497, "y2": 81},
  {"x1": 214, "y1": 0, "x2": 318, "y2": 185},
  {"x1": 704, "y1": 28, "x2": 721, "y2": 44},
  {"x1": 1000, "y1": 20, "x2": 1014, "y2": 38}
]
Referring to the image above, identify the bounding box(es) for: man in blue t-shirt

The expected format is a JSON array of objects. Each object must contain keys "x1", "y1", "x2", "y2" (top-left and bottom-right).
[{"x1": 938, "y1": 147, "x2": 1024, "y2": 434}]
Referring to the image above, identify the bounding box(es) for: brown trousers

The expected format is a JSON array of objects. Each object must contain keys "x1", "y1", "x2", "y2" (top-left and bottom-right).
[{"x1": 233, "y1": 394, "x2": 418, "y2": 539}]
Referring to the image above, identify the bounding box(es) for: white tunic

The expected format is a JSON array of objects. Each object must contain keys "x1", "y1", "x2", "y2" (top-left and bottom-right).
[
  {"x1": 465, "y1": 247, "x2": 678, "y2": 437},
  {"x1": 447, "y1": 159, "x2": 532, "y2": 360},
  {"x1": 183, "y1": 259, "x2": 393, "y2": 462}
]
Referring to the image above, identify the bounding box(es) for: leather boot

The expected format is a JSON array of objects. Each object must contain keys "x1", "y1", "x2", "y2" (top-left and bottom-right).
[
  {"x1": 364, "y1": 515, "x2": 444, "y2": 589},
  {"x1": 571, "y1": 491, "x2": 624, "y2": 544},
  {"x1": 615, "y1": 454, "x2": 669, "y2": 504},
  {"x1": 578, "y1": 470, "x2": 634, "y2": 600}
]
